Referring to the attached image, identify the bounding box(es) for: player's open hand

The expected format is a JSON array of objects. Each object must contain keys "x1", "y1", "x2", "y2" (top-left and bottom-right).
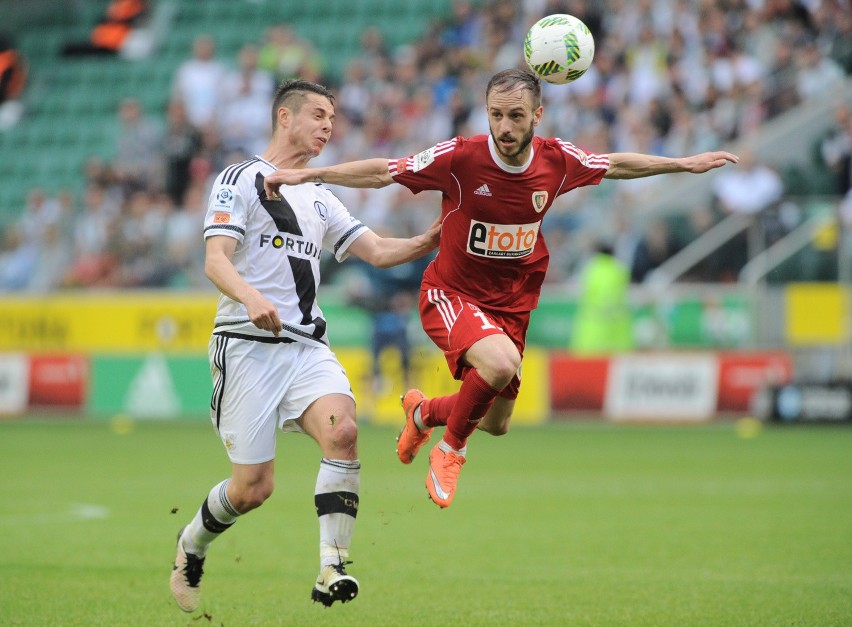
[
  {"x1": 263, "y1": 170, "x2": 311, "y2": 199},
  {"x1": 682, "y1": 151, "x2": 739, "y2": 173}
]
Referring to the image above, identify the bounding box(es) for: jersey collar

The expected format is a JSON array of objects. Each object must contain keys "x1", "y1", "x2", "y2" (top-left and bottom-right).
[{"x1": 487, "y1": 135, "x2": 534, "y2": 174}]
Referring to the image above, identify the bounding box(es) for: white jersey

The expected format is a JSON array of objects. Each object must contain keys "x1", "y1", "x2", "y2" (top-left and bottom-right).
[{"x1": 203, "y1": 156, "x2": 369, "y2": 346}]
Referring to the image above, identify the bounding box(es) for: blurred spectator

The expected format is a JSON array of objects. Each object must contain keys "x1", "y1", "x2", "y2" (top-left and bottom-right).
[
  {"x1": 632, "y1": 219, "x2": 679, "y2": 283},
  {"x1": 713, "y1": 149, "x2": 785, "y2": 274},
  {"x1": 612, "y1": 212, "x2": 645, "y2": 283},
  {"x1": 819, "y1": 103, "x2": 852, "y2": 196},
  {"x1": 163, "y1": 183, "x2": 208, "y2": 288},
  {"x1": 5, "y1": 0, "x2": 852, "y2": 293},
  {"x1": 0, "y1": 34, "x2": 27, "y2": 130},
  {"x1": 795, "y1": 38, "x2": 845, "y2": 101},
  {"x1": 62, "y1": 0, "x2": 148, "y2": 57},
  {"x1": 0, "y1": 226, "x2": 37, "y2": 291},
  {"x1": 257, "y1": 25, "x2": 324, "y2": 83},
  {"x1": 63, "y1": 183, "x2": 121, "y2": 287},
  {"x1": 570, "y1": 242, "x2": 633, "y2": 355},
  {"x1": 162, "y1": 100, "x2": 201, "y2": 206},
  {"x1": 217, "y1": 44, "x2": 274, "y2": 157},
  {"x1": 112, "y1": 97, "x2": 163, "y2": 193},
  {"x1": 171, "y1": 34, "x2": 227, "y2": 128}
]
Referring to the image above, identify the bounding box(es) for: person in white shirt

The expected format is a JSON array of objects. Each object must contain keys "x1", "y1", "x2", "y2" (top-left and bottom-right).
[
  {"x1": 171, "y1": 34, "x2": 227, "y2": 128},
  {"x1": 169, "y1": 79, "x2": 439, "y2": 614}
]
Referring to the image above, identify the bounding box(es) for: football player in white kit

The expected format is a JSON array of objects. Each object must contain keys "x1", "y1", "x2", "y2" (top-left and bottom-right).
[{"x1": 170, "y1": 79, "x2": 440, "y2": 612}]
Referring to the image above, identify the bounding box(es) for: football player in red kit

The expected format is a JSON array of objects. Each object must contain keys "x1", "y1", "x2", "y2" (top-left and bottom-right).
[{"x1": 264, "y1": 68, "x2": 738, "y2": 508}]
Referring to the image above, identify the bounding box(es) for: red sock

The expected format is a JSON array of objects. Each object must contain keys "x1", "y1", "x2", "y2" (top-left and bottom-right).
[
  {"x1": 443, "y1": 369, "x2": 499, "y2": 451},
  {"x1": 421, "y1": 394, "x2": 455, "y2": 427}
]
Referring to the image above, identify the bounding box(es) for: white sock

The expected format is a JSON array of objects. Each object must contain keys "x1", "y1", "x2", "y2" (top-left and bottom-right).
[
  {"x1": 181, "y1": 479, "x2": 240, "y2": 557},
  {"x1": 413, "y1": 405, "x2": 428, "y2": 432},
  {"x1": 314, "y1": 459, "x2": 360, "y2": 568},
  {"x1": 438, "y1": 439, "x2": 467, "y2": 456}
]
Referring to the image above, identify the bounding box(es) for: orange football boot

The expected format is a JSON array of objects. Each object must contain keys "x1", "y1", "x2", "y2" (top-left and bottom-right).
[
  {"x1": 425, "y1": 443, "x2": 466, "y2": 508},
  {"x1": 397, "y1": 389, "x2": 433, "y2": 464}
]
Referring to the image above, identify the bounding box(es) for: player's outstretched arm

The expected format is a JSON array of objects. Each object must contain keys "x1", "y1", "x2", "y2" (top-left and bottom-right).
[
  {"x1": 347, "y1": 218, "x2": 441, "y2": 269},
  {"x1": 604, "y1": 151, "x2": 739, "y2": 179},
  {"x1": 263, "y1": 158, "x2": 394, "y2": 198}
]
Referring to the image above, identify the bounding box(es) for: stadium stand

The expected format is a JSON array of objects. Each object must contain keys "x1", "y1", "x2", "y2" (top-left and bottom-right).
[{"x1": 0, "y1": 0, "x2": 849, "y2": 289}]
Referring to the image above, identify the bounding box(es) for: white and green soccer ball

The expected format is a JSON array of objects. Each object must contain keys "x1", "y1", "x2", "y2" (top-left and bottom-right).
[{"x1": 523, "y1": 14, "x2": 595, "y2": 85}]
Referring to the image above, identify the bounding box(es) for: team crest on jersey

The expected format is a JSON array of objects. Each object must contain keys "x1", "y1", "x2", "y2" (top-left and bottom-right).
[
  {"x1": 314, "y1": 201, "x2": 327, "y2": 220},
  {"x1": 413, "y1": 147, "x2": 436, "y2": 172},
  {"x1": 467, "y1": 219, "x2": 540, "y2": 258},
  {"x1": 532, "y1": 191, "x2": 548, "y2": 213},
  {"x1": 213, "y1": 185, "x2": 237, "y2": 211}
]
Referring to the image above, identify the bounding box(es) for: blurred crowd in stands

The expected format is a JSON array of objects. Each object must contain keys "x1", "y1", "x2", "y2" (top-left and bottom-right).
[{"x1": 0, "y1": 0, "x2": 850, "y2": 293}]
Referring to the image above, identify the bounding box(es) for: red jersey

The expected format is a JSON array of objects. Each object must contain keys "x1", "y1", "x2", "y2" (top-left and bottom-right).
[{"x1": 389, "y1": 134, "x2": 609, "y2": 312}]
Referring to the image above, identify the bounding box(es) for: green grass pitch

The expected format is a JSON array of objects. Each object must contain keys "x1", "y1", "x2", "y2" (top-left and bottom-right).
[{"x1": 1, "y1": 418, "x2": 850, "y2": 626}]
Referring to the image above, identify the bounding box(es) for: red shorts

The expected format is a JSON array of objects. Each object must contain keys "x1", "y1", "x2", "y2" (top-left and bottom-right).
[{"x1": 419, "y1": 286, "x2": 530, "y2": 399}]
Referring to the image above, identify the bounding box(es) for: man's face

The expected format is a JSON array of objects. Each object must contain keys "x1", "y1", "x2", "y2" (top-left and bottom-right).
[
  {"x1": 286, "y1": 93, "x2": 335, "y2": 158},
  {"x1": 486, "y1": 86, "x2": 542, "y2": 164}
]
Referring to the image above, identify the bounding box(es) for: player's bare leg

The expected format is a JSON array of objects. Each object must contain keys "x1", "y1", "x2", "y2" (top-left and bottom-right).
[
  {"x1": 477, "y1": 396, "x2": 515, "y2": 436},
  {"x1": 299, "y1": 394, "x2": 361, "y2": 606}
]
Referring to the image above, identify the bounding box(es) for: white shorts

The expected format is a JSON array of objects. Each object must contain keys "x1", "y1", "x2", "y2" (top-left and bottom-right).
[{"x1": 208, "y1": 334, "x2": 355, "y2": 464}]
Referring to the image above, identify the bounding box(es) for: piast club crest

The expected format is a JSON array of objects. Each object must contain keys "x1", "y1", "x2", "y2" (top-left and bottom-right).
[{"x1": 532, "y1": 191, "x2": 548, "y2": 212}]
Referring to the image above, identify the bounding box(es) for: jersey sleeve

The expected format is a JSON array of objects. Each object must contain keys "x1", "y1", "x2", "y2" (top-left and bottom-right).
[
  {"x1": 387, "y1": 138, "x2": 459, "y2": 195},
  {"x1": 203, "y1": 171, "x2": 250, "y2": 242},
  {"x1": 554, "y1": 139, "x2": 610, "y2": 196},
  {"x1": 321, "y1": 189, "x2": 370, "y2": 262}
]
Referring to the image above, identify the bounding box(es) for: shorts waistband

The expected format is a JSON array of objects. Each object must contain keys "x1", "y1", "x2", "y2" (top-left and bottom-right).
[{"x1": 213, "y1": 331, "x2": 296, "y2": 344}]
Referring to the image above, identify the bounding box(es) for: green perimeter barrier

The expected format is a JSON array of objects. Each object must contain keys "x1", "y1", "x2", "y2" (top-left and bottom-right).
[{"x1": 88, "y1": 354, "x2": 211, "y2": 420}]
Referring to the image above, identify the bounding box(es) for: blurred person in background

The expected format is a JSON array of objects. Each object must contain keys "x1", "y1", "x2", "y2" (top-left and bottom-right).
[
  {"x1": 0, "y1": 34, "x2": 27, "y2": 130},
  {"x1": 112, "y1": 97, "x2": 163, "y2": 193},
  {"x1": 169, "y1": 79, "x2": 440, "y2": 614},
  {"x1": 217, "y1": 44, "x2": 275, "y2": 157},
  {"x1": 264, "y1": 68, "x2": 738, "y2": 509},
  {"x1": 162, "y1": 100, "x2": 202, "y2": 206},
  {"x1": 712, "y1": 148, "x2": 785, "y2": 273},
  {"x1": 570, "y1": 241, "x2": 633, "y2": 355},
  {"x1": 171, "y1": 34, "x2": 227, "y2": 128},
  {"x1": 61, "y1": 0, "x2": 148, "y2": 57}
]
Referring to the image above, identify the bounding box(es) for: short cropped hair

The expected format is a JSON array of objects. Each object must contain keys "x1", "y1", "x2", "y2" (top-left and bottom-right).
[
  {"x1": 270, "y1": 79, "x2": 335, "y2": 130},
  {"x1": 486, "y1": 69, "x2": 542, "y2": 110}
]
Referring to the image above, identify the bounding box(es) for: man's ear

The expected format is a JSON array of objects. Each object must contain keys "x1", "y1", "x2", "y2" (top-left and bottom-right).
[{"x1": 276, "y1": 105, "x2": 290, "y2": 129}]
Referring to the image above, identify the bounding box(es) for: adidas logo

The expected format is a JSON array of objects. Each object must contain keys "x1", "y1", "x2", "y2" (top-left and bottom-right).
[{"x1": 474, "y1": 184, "x2": 492, "y2": 196}]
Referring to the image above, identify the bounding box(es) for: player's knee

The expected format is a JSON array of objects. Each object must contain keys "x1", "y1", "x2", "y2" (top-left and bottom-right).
[
  {"x1": 481, "y1": 358, "x2": 520, "y2": 389},
  {"x1": 327, "y1": 414, "x2": 358, "y2": 454}
]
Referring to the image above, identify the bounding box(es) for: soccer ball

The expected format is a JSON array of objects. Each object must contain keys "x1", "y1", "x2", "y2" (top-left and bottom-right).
[{"x1": 523, "y1": 14, "x2": 595, "y2": 85}]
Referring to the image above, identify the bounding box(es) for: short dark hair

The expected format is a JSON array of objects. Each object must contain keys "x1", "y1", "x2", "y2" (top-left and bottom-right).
[
  {"x1": 270, "y1": 79, "x2": 335, "y2": 130},
  {"x1": 486, "y1": 69, "x2": 542, "y2": 110}
]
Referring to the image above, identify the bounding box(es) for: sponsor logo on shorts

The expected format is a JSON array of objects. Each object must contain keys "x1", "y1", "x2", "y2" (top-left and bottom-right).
[{"x1": 467, "y1": 219, "x2": 540, "y2": 258}]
